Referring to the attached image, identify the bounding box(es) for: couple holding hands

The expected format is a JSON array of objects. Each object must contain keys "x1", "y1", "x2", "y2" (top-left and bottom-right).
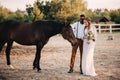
[{"x1": 68, "y1": 14, "x2": 97, "y2": 76}]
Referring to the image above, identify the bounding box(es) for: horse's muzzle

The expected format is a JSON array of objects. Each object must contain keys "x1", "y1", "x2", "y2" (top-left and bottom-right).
[
  {"x1": 71, "y1": 42, "x2": 77, "y2": 46},
  {"x1": 70, "y1": 39, "x2": 78, "y2": 46}
]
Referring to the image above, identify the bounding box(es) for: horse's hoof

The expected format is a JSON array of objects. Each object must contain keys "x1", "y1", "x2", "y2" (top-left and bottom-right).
[
  {"x1": 68, "y1": 69, "x2": 73, "y2": 73},
  {"x1": 9, "y1": 65, "x2": 15, "y2": 70},
  {"x1": 37, "y1": 68, "x2": 41, "y2": 72},
  {"x1": 33, "y1": 66, "x2": 36, "y2": 70},
  {"x1": 37, "y1": 70, "x2": 41, "y2": 73}
]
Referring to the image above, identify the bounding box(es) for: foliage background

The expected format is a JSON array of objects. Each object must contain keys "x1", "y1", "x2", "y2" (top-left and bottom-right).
[{"x1": 0, "y1": 0, "x2": 120, "y2": 23}]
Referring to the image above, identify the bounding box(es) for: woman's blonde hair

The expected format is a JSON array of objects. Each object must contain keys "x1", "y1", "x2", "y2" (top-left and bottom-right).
[{"x1": 84, "y1": 17, "x2": 91, "y2": 30}]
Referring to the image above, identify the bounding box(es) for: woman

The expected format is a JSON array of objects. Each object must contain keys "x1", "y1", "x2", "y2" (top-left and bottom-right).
[{"x1": 82, "y1": 18, "x2": 97, "y2": 76}]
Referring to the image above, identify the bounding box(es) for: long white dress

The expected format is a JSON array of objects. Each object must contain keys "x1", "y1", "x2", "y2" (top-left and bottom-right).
[{"x1": 82, "y1": 26, "x2": 97, "y2": 76}]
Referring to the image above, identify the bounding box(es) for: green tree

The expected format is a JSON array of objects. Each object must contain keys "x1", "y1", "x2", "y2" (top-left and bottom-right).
[
  {"x1": 0, "y1": 5, "x2": 12, "y2": 22},
  {"x1": 55, "y1": 0, "x2": 87, "y2": 22},
  {"x1": 26, "y1": 2, "x2": 43, "y2": 22},
  {"x1": 32, "y1": 0, "x2": 87, "y2": 22},
  {"x1": 100, "y1": 9, "x2": 110, "y2": 20},
  {"x1": 110, "y1": 9, "x2": 120, "y2": 23},
  {"x1": 7, "y1": 9, "x2": 25, "y2": 21},
  {"x1": 33, "y1": 2, "x2": 43, "y2": 21},
  {"x1": 86, "y1": 9, "x2": 98, "y2": 17}
]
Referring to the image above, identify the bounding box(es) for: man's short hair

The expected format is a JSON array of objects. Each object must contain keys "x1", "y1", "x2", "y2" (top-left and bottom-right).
[{"x1": 80, "y1": 14, "x2": 85, "y2": 17}]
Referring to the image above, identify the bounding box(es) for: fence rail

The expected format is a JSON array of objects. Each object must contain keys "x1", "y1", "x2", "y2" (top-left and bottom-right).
[{"x1": 92, "y1": 24, "x2": 120, "y2": 33}]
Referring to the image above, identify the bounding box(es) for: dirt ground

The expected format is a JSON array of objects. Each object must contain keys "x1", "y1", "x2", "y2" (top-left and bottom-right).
[{"x1": 0, "y1": 33, "x2": 120, "y2": 80}]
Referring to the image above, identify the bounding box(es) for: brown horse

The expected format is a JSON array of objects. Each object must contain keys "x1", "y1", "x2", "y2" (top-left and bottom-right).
[{"x1": 0, "y1": 20, "x2": 77, "y2": 71}]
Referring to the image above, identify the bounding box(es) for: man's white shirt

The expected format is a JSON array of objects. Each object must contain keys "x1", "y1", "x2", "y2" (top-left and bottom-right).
[{"x1": 71, "y1": 22, "x2": 85, "y2": 39}]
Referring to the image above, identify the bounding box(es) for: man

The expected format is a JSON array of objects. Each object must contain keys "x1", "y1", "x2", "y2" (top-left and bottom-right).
[{"x1": 68, "y1": 14, "x2": 85, "y2": 74}]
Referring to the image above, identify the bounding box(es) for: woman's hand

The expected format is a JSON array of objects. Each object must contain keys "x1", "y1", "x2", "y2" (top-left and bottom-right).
[
  {"x1": 83, "y1": 36, "x2": 87, "y2": 39},
  {"x1": 87, "y1": 40, "x2": 90, "y2": 44}
]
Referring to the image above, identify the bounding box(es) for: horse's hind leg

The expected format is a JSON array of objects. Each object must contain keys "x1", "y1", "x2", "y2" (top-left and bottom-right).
[
  {"x1": 5, "y1": 40, "x2": 15, "y2": 69},
  {"x1": 33, "y1": 56, "x2": 37, "y2": 70},
  {"x1": 0, "y1": 40, "x2": 6, "y2": 53}
]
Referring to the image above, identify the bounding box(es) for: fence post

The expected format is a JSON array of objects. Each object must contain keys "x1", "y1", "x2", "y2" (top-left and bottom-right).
[
  {"x1": 98, "y1": 24, "x2": 101, "y2": 33},
  {"x1": 110, "y1": 25, "x2": 112, "y2": 34},
  {"x1": 108, "y1": 24, "x2": 114, "y2": 40}
]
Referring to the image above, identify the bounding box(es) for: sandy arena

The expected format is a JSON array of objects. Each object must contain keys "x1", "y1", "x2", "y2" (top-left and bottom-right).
[{"x1": 0, "y1": 33, "x2": 120, "y2": 80}]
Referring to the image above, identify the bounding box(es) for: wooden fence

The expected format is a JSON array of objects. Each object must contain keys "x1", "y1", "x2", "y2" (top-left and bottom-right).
[{"x1": 92, "y1": 24, "x2": 120, "y2": 34}]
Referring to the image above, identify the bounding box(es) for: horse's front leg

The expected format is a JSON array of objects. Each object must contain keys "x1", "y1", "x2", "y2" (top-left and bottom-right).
[
  {"x1": 5, "y1": 41, "x2": 15, "y2": 69},
  {"x1": 33, "y1": 51, "x2": 41, "y2": 70},
  {"x1": 33, "y1": 43, "x2": 43, "y2": 72}
]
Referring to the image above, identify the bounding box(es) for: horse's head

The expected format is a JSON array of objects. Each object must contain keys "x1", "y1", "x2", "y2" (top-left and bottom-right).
[{"x1": 61, "y1": 22, "x2": 77, "y2": 46}]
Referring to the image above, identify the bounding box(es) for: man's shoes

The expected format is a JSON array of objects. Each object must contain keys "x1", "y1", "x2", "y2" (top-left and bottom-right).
[
  {"x1": 80, "y1": 70, "x2": 83, "y2": 74},
  {"x1": 68, "y1": 69, "x2": 83, "y2": 74},
  {"x1": 68, "y1": 69, "x2": 73, "y2": 73}
]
